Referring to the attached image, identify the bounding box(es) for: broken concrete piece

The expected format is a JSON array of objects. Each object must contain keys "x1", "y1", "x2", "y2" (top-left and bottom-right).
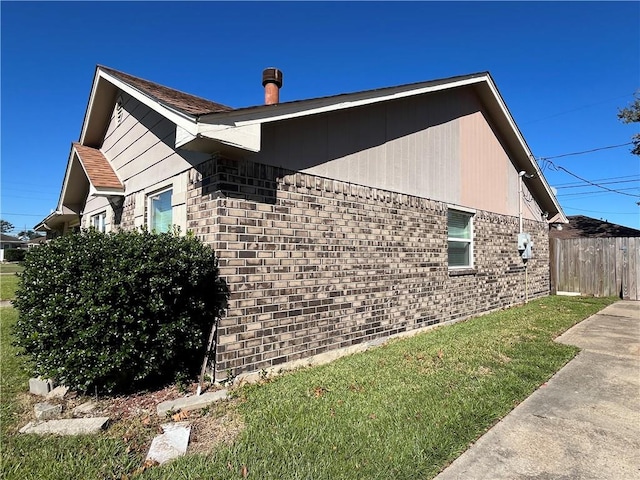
[
  {"x1": 146, "y1": 422, "x2": 191, "y2": 465},
  {"x1": 34, "y1": 402, "x2": 62, "y2": 420},
  {"x1": 46, "y1": 385, "x2": 69, "y2": 400},
  {"x1": 156, "y1": 389, "x2": 229, "y2": 416},
  {"x1": 29, "y1": 378, "x2": 54, "y2": 396},
  {"x1": 19, "y1": 417, "x2": 109, "y2": 435},
  {"x1": 72, "y1": 401, "x2": 97, "y2": 416}
]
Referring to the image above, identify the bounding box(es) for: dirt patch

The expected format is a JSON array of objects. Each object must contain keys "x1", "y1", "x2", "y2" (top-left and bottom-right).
[
  {"x1": 17, "y1": 381, "x2": 243, "y2": 456},
  {"x1": 188, "y1": 409, "x2": 245, "y2": 455}
]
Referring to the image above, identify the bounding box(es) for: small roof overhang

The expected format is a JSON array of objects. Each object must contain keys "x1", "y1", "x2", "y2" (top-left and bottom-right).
[{"x1": 34, "y1": 144, "x2": 124, "y2": 231}]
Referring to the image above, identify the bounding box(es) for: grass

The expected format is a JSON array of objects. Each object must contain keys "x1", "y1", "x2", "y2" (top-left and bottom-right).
[
  {"x1": 0, "y1": 262, "x2": 23, "y2": 301},
  {"x1": 0, "y1": 274, "x2": 20, "y2": 301},
  {"x1": 1, "y1": 296, "x2": 616, "y2": 479},
  {"x1": 0, "y1": 263, "x2": 24, "y2": 274}
]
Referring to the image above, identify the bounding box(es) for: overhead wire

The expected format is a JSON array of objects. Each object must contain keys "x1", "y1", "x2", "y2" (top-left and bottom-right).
[
  {"x1": 554, "y1": 174, "x2": 639, "y2": 188},
  {"x1": 548, "y1": 163, "x2": 640, "y2": 198},
  {"x1": 539, "y1": 142, "x2": 633, "y2": 160}
]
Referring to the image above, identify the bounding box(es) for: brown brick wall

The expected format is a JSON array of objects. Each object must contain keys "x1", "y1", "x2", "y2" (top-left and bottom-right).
[
  {"x1": 118, "y1": 194, "x2": 136, "y2": 230},
  {"x1": 186, "y1": 157, "x2": 550, "y2": 378}
]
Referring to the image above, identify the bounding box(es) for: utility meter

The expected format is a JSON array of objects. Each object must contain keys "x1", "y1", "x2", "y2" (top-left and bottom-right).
[{"x1": 518, "y1": 233, "x2": 533, "y2": 260}]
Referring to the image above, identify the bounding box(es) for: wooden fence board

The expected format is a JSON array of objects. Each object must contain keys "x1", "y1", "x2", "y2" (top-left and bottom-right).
[{"x1": 550, "y1": 237, "x2": 639, "y2": 300}]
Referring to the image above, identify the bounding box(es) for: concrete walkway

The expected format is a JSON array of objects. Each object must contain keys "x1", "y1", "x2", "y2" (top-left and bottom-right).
[{"x1": 435, "y1": 300, "x2": 640, "y2": 480}]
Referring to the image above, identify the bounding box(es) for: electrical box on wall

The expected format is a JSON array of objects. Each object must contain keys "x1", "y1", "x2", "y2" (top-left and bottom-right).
[{"x1": 518, "y1": 233, "x2": 533, "y2": 260}]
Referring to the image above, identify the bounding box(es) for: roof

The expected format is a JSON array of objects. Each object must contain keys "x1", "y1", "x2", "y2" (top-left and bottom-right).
[
  {"x1": 73, "y1": 143, "x2": 123, "y2": 190},
  {"x1": 1, "y1": 234, "x2": 23, "y2": 243},
  {"x1": 550, "y1": 215, "x2": 640, "y2": 239},
  {"x1": 41, "y1": 65, "x2": 568, "y2": 229},
  {"x1": 99, "y1": 66, "x2": 232, "y2": 117}
]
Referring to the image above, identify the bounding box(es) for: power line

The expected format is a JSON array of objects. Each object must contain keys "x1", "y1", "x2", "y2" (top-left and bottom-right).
[
  {"x1": 563, "y1": 206, "x2": 640, "y2": 216},
  {"x1": 539, "y1": 142, "x2": 633, "y2": 161},
  {"x1": 554, "y1": 174, "x2": 640, "y2": 188},
  {"x1": 0, "y1": 212, "x2": 48, "y2": 217},
  {"x1": 546, "y1": 160, "x2": 640, "y2": 198},
  {"x1": 558, "y1": 186, "x2": 640, "y2": 197},
  {"x1": 556, "y1": 178, "x2": 640, "y2": 190},
  {"x1": 521, "y1": 93, "x2": 635, "y2": 125}
]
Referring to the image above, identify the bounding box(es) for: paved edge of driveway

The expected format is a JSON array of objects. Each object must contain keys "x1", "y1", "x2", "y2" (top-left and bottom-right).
[{"x1": 434, "y1": 300, "x2": 640, "y2": 480}]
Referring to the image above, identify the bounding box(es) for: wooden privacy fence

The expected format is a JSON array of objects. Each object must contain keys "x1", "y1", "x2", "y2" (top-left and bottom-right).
[{"x1": 550, "y1": 237, "x2": 640, "y2": 300}]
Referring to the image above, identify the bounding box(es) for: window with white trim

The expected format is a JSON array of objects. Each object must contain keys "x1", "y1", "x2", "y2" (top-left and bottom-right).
[
  {"x1": 148, "y1": 188, "x2": 173, "y2": 233},
  {"x1": 91, "y1": 211, "x2": 107, "y2": 233},
  {"x1": 447, "y1": 209, "x2": 474, "y2": 269}
]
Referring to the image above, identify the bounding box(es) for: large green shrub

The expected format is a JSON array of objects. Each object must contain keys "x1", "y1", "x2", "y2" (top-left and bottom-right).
[
  {"x1": 13, "y1": 229, "x2": 228, "y2": 394},
  {"x1": 4, "y1": 248, "x2": 25, "y2": 262}
]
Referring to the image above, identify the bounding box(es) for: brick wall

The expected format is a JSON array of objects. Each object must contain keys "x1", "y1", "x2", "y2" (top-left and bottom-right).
[{"x1": 187, "y1": 157, "x2": 550, "y2": 377}]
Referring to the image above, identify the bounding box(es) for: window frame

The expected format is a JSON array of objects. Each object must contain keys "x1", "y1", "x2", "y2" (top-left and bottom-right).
[
  {"x1": 447, "y1": 206, "x2": 475, "y2": 270},
  {"x1": 147, "y1": 186, "x2": 173, "y2": 233},
  {"x1": 91, "y1": 211, "x2": 107, "y2": 233}
]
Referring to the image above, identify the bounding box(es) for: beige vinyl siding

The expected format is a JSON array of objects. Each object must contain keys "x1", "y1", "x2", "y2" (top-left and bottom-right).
[
  {"x1": 459, "y1": 110, "x2": 510, "y2": 214},
  {"x1": 256, "y1": 90, "x2": 472, "y2": 204},
  {"x1": 459, "y1": 110, "x2": 542, "y2": 221},
  {"x1": 81, "y1": 93, "x2": 209, "y2": 232},
  {"x1": 257, "y1": 88, "x2": 543, "y2": 220},
  {"x1": 101, "y1": 93, "x2": 209, "y2": 195}
]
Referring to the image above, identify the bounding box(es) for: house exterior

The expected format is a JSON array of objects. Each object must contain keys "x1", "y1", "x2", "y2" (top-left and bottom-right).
[
  {"x1": 36, "y1": 66, "x2": 567, "y2": 379},
  {"x1": 0, "y1": 234, "x2": 26, "y2": 262}
]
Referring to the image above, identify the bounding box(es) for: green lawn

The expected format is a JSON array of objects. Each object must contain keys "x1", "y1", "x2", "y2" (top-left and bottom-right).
[
  {"x1": 0, "y1": 274, "x2": 20, "y2": 301},
  {"x1": 0, "y1": 263, "x2": 24, "y2": 274},
  {"x1": 1, "y1": 296, "x2": 616, "y2": 480}
]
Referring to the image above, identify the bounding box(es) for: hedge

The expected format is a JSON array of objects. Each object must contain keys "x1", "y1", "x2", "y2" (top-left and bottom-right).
[{"x1": 13, "y1": 229, "x2": 228, "y2": 394}]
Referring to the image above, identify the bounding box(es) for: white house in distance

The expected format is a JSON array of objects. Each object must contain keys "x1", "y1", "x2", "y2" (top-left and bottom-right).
[{"x1": 36, "y1": 65, "x2": 566, "y2": 379}]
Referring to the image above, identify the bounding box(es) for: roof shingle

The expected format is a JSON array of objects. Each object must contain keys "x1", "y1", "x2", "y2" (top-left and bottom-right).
[
  {"x1": 73, "y1": 143, "x2": 123, "y2": 190},
  {"x1": 99, "y1": 66, "x2": 233, "y2": 117}
]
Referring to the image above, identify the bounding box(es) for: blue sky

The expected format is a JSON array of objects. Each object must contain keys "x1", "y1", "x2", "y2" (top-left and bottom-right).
[{"x1": 1, "y1": 1, "x2": 639, "y2": 233}]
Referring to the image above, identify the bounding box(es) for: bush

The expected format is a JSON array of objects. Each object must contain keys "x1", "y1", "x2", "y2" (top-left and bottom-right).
[
  {"x1": 4, "y1": 249, "x2": 25, "y2": 262},
  {"x1": 13, "y1": 229, "x2": 228, "y2": 394}
]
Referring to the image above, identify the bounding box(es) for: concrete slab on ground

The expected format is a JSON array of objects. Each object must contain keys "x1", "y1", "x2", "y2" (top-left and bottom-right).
[
  {"x1": 156, "y1": 389, "x2": 229, "y2": 416},
  {"x1": 146, "y1": 422, "x2": 191, "y2": 465},
  {"x1": 72, "y1": 401, "x2": 97, "y2": 416},
  {"x1": 34, "y1": 402, "x2": 62, "y2": 420},
  {"x1": 46, "y1": 385, "x2": 69, "y2": 400},
  {"x1": 435, "y1": 300, "x2": 640, "y2": 480},
  {"x1": 19, "y1": 417, "x2": 109, "y2": 435}
]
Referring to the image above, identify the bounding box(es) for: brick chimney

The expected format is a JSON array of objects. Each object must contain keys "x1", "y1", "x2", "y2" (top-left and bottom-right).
[{"x1": 262, "y1": 67, "x2": 283, "y2": 105}]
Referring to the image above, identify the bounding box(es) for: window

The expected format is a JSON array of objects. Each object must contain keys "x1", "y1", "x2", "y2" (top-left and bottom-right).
[
  {"x1": 447, "y1": 209, "x2": 473, "y2": 269},
  {"x1": 91, "y1": 211, "x2": 107, "y2": 233},
  {"x1": 149, "y1": 188, "x2": 173, "y2": 233}
]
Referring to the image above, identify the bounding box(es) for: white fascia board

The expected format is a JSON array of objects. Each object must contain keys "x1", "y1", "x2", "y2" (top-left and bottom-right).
[
  {"x1": 78, "y1": 69, "x2": 103, "y2": 145},
  {"x1": 95, "y1": 70, "x2": 199, "y2": 135},
  {"x1": 175, "y1": 125, "x2": 197, "y2": 149},
  {"x1": 201, "y1": 76, "x2": 489, "y2": 128},
  {"x1": 196, "y1": 123, "x2": 261, "y2": 152},
  {"x1": 191, "y1": 76, "x2": 487, "y2": 153},
  {"x1": 483, "y1": 78, "x2": 567, "y2": 223},
  {"x1": 89, "y1": 187, "x2": 125, "y2": 197},
  {"x1": 56, "y1": 146, "x2": 79, "y2": 210}
]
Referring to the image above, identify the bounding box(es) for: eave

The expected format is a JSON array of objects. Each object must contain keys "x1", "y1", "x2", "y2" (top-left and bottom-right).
[{"x1": 76, "y1": 66, "x2": 567, "y2": 224}]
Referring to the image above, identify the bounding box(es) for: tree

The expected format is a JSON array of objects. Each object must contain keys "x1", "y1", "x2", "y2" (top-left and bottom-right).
[
  {"x1": 618, "y1": 91, "x2": 640, "y2": 156},
  {"x1": 0, "y1": 219, "x2": 14, "y2": 234}
]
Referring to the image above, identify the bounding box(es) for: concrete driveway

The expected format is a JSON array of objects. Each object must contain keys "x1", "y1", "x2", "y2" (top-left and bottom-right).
[{"x1": 435, "y1": 300, "x2": 640, "y2": 480}]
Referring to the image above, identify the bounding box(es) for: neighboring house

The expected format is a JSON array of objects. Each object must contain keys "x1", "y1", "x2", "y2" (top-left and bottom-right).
[
  {"x1": 0, "y1": 234, "x2": 26, "y2": 262},
  {"x1": 26, "y1": 236, "x2": 48, "y2": 248},
  {"x1": 549, "y1": 215, "x2": 640, "y2": 239},
  {"x1": 35, "y1": 65, "x2": 567, "y2": 379}
]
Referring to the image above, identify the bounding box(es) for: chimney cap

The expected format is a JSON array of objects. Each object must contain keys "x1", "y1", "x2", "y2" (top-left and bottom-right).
[{"x1": 262, "y1": 67, "x2": 283, "y2": 88}]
